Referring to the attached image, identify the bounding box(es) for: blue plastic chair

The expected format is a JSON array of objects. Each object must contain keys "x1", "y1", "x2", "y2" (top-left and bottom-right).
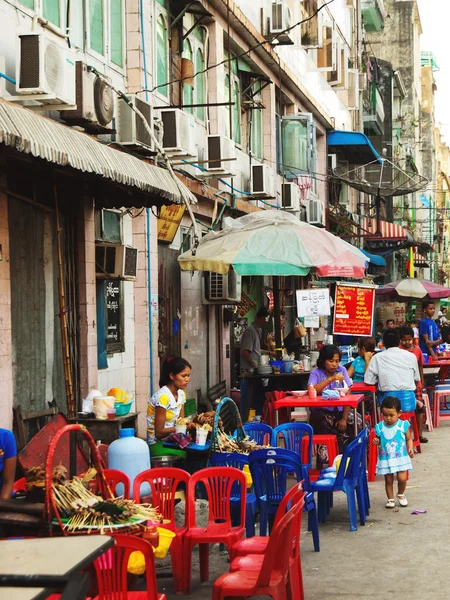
[
  {"x1": 249, "y1": 447, "x2": 320, "y2": 551},
  {"x1": 243, "y1": 422, "x2": 273, "y2": 446},
  {"x1": 271, "y1": 423, "x2": 313, "y2": 481},
  {"x1": 209, "y1": 452, "x2": 257, "y2": 538},
  {"x1": 309, "y1": 429, "x2": 368, "y2": 531}
]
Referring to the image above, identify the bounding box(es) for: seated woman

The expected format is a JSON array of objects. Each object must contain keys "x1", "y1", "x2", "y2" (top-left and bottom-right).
[
  {"x1": 0, "y1": 428, "x2": 17, "y2": 499},
  {"x1": 147, "y1": 357, "x2": 191, "y2": 458},
  {"x1": 347, "y1": 337, "x2": 376, "y2": 383},
  {"x1": 308, "y1": 344, "x2": 358, "y2": 457}
]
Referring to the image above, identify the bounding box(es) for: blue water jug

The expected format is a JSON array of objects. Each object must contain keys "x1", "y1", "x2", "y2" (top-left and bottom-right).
[{"x1": 108, "y1": 428, "x2": 150, "y2": 498}]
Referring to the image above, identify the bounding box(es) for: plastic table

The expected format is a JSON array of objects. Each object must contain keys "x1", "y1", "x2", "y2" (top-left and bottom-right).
[
  {"x1": 350, "y1": 382, "x2": 378, "y2": 424},
  {"x1": 272, "y1": 394, "x2": 364, "y2": 436}
]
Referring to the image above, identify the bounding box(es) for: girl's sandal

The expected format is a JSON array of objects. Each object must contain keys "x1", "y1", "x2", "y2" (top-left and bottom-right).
[
  {"x1": 397, "y1": 494, "x2": 408, "y2": 507},
  {"x1": 385, "y1": 499, "x2": 395, "y2": 509}
]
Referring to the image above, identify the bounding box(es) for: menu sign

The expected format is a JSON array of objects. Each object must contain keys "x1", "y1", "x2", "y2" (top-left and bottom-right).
[{"x1": 333, "y1": 284, "x2": 375, "y2": 337}]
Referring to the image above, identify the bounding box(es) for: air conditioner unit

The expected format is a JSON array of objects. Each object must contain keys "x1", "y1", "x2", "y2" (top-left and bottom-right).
[
  {"x1": 270, "y1": 2, "x2": 292, "y2": 34},
  {"x1": 95, "y1": 243, "x2": 138, "y2": 280},
  {"x1": 116, "y1": 94, "x2": 154, "y2": 153},
  {"x1": 16, "y1": 32, "x2": 76, "y2": 107},
  {"x1": 205, "y1": 135, "x2": 236, "y2": 177},
  {"x1": 160, "y1": 108, "x2": 196, "y2": 156},
  {"x1": 202, "y1": 271, "x2": 242, "y2": 304},
  {"x1": 306, "y1": 199, "x2": 325, "y2": 227},
  {"x1": 251, "y1": 164, "x2": 274, "y2": 196},
  {"x1": 282, "y1": 182, "x2": 301, "y2": 211},
  {"x1": 327, "y1": 153, "x2": 337, "y2": 170},
  {"x1": 61, "y1": 62, "x2": 114, "y2": 132}
]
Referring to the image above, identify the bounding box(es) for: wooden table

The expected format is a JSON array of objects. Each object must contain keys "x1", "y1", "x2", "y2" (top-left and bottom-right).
[
  {"x1": 273, "y1": 394, "x2": 365, "y2": 436},
  {"x1": 68, "y1": 413, "x2": 139, "y2": 445},
  {"x1": 0, "y1": 535, "x2": 113, "y2": 592}
]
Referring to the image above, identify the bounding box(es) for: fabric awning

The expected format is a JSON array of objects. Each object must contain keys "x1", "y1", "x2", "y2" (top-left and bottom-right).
[
  {"x1": 327, "y1": 130, "x2": 381, "y2": 165},
  {"x1": 359, "y1": 217, "x2": 413, "y2": 242},
  {"x1": 414, "y1": 251, "x2": 429, "y2": 267},
  {"x1": 0, "y1": 99, "x2": 196, "y2": 206},
  {"x1": 361, "y1": 249, "x2": 386, "y2": 267}
]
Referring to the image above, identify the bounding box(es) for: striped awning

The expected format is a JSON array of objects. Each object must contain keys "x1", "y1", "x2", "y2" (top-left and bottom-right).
[
  {"x1": 359, "y1": 217, "x2": 412, "y2": 241},
  {"x1": 414, "y1": 251, "x2": 429, "y2": 267},
  {"x1": 0, "y1": 99, "x2": 196, "y2": 205}
]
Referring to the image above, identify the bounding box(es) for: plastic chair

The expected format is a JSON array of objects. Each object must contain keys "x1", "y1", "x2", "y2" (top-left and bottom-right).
[
  {"x1": 249, "y1": 448, "x2": 319, "y2": 551},
  {"x1": 309, "y1": 430, "x2": 368, "y2": 531},
  {"x1": 422, "y1": 392, "x2": 433, "y2": 432},
  {"x1": 230, "y1": 481, "x2": 305, "y2": 561},
  {"x1": 243, "y1": 422, "x2": 273, "y2": 445},
  {"x1": 400, "y1": 412, "x2": 421, "y2": 453},
  {"x1": 97, "y1": 443, "x2": 109, "y2": 468},
  {"x1": 133, "y1": 468, "x2": 190, "y2": 594},
  {"x1": 102, "y1": 468, "x2": 130, "y2": 498},
  {"x1": 209, "y1": 452, "x2": 257, "y2": 537},
  {"x1": 91, "y1": 534, "x2": 166, "y2": 600},
  {"x1": 433, "y1": 384, "x2": 450, "y2": 427},
  {"x1": 212, "y1": 502, "x2": 298, "y2": 600},
  {"x1": 13, "y1": 477, "x2": 26, "y2": 494},
  {"x1": 229, "y1": 494, "x2": 306, "y2": 600},
  {"x1": 183, "y1": 466, "x2": 247, "y2": 593},
  {"x1": 272, "y1": 423, "x2": 313, "y2": 481}
]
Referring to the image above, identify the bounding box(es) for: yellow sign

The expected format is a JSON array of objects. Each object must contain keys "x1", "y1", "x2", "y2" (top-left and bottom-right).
[{"x1": 157, "y1": 204, "x2": 186, "y2": 243}]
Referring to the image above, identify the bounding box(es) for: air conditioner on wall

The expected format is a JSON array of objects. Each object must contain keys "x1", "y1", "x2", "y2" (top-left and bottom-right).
[
  {"x1": 205, "y1": 134, "x2": 236, "y2": 177},
  {"x1": 15, "y1": 32, "x2": 76, "y2": 108},
  {"x1": 270, "y1": 1, "x2": 293, "y2": 34},
  {"x1": 306, "y1": 199, "x2": 325, "y2": 227},
  {"x1": 282, "y1": 182, "x2": 301, "y2": 211},
  {"x1": 160, "y1": 108, "x2": 196, "y2": 157},
  {"x1": 61, "y1": 62, "x2": 114, "y2": 132},
  {"x1": 95, "y1": 243, "x2": 138, "y2": 280},
  {"x1": 116, "y1": 94, "x2": 155, "y2": 153},
  {"x1": 251, "y1": 164, "x2": 274, "y2": 196},
  {"x1": 202, "y1": 271, "x2": 242, "y2": 304}
]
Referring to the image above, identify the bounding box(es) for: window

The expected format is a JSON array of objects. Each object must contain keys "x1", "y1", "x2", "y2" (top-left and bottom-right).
[
  {"x1": 110, "y1": 0, "x2": 123, "y2": 67},
  {"x1": 224, "y1": 51, "x2": 241, "y2": 143},
  {"x1": 43, "y1": 0, "x2": 60, "y2": 25},
  {"x1": 183, "y1": 39, "x2": 194, "y2": 114},
  {"x1": 195, "y1": 48, "x2": 206, "y2": 120},
  {"x1": 19, "y1": 0, "x2": 35, "y2": 7},
  {"x1": 156, "y1": 14, "x2": 169, "y2": 97},
  {"x1": 317, "y1": 18, "x2": 336, "y2": 72},
  {"x1": 20, "y1": 0, "x2": 64, "y2": 29},
  {"x1": 281, "y1": 114, "x2": 316, "y2": 178},
  {"x1": 301, "y1": 0, "x2": 320, "y2": 48},
  {"x1": 95, "y1": 209, "x2": 121, "y2": 242},
  {"x1": 250, "y1": 82, "x2": 263, "y2": 158},
  {"x1": 89, "y1": 0, "x2": 104, "y2": 56}
]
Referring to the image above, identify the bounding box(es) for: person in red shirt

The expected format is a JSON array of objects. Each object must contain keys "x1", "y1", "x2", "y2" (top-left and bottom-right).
[{"x1": 399, "y1": 326, "x2": 428, "y2": 443}]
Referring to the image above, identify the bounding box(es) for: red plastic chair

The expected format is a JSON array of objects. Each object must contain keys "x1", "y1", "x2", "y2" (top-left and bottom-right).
[
  {"x1": 97, "y1": 443, "x2": 109, "y2": 468},
  {"x1": 212, "y1": 501, "x2": 298, "y2": 600},
  {"x1": 230, "y1": 481, "x2": 304, "y2": 561},
  {"x1": 13, "y1": 477, "x2": 26, "y2": 494},
  {"x1": 230, "y1": 492, "x2": 306, "y2": 600},
  {"x1": 133, "y1": 467, "x2": 190, "y2": 594},
  {"x1": 91, "y1": 534, "x2": 166, "y2": 600},
  {"x1": 102, "y1": 468, "x2": 131, "y2": 498},
  {"x1": 183, "y1": 466, "x2": 247, "y2": 593}
]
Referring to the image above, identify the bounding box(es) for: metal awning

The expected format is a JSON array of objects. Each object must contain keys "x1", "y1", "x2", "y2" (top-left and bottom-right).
[
  {"x1": 0, "y1": 99, "x2": 196, "y2": 206},
  {"x1": 327, "y1": 130, "x2": 381, "y2": 165}
]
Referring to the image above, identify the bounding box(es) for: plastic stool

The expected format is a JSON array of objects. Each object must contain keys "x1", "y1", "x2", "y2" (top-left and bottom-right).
[
  {"x1": 304, "y1": 434, "x2": 339, "y2": 482},
  {"x1": 367, "y1": 428, "x2": 378, "y2": 482},
  {"x1": 422, "y1": 393, "x2": 433, "y2": 433},
  {"x1": 400, "y1": 412, "x2": 421, "y2": 454},
  {"x1": 432, "y1": 388, "x2": 450, "y2": 428}
]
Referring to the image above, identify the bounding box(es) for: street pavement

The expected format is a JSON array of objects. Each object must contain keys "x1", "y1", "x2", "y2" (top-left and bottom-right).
[{"x1": 157, "y1": 423, "x2": 450, "y2": 599}]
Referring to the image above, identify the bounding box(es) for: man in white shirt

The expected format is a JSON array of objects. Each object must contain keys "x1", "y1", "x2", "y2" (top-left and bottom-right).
[{"x1": 365, "y1": 329, "x2": 420, "y2": 412}]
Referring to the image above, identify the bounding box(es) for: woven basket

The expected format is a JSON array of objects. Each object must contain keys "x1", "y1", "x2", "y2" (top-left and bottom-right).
[{"x1": 211, "y1": 397, "x2": 245, "y2": 453}]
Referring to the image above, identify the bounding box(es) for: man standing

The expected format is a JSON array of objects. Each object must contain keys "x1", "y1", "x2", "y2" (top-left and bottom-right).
[
  {"x1": 386, "y1": 319, "x2": 395, "y2": 329},
  {"x1": 419, "y1": 301, "x2": 442, "y2": 360},
  {"x1": 365, "y1": 329, "x2": 419, "y2": 413},
  {"x1": 240, "y1": 307, "x2": 270, "y2": 421}
]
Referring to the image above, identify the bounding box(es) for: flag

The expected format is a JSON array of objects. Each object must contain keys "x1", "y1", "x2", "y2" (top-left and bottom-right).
[{"x1": 408, "y1": 247, "x2": 415, "y2": 278}]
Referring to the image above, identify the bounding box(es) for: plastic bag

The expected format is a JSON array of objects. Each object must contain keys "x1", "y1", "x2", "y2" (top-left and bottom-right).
[{"x1": 294, "y1": 318, "x2": 306, "y2": 339}]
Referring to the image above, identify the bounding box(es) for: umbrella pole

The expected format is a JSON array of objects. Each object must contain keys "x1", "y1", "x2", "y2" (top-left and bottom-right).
[{"x1": 273, "y1": 277, "x2": 282, "y2": 350}]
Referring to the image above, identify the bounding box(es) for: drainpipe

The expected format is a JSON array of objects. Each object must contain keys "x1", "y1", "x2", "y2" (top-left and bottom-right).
[{"x1": 140, "y1": 0, "x2": 154, "y2": 395}]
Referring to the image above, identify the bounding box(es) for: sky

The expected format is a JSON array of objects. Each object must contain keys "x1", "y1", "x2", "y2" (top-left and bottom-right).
[{"x1": 417, "y1": 0, "x2": 450, "y2": 143}]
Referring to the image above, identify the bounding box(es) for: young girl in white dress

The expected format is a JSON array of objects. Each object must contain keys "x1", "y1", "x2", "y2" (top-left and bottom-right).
[{"x1": 373, "y1": 396, "x2": 414, "y2": 508}]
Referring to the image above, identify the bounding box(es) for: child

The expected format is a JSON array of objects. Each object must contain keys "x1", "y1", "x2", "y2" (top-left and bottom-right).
[
  {"x1": 373, "y1": 396, "x2": 414, "y2": 508},
  {"x1": 347, "y1": 337, "x2": 375, "y2": 382}
]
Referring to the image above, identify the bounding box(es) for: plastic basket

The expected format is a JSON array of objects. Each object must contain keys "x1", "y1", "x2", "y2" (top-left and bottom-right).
[
  {"x1": 185, "y1": 398, "x2": 196, "y2": 417},
  {"x1": 211, "y1": 397, "x2": 245, "y2": 453},
  {"x1": 114, "y1": 401, "x2": 133, "y2": 416}
]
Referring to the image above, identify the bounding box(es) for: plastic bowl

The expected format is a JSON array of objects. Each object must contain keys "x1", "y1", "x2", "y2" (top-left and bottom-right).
[
  {"x1": 290, "y1": 390, "x2": 308, "y2": 397},
  {"x1": 114, "y1": 400, "x2": 133, "y2": 416},
  {"x1": 154, "y1": 527, "x2": 176, "y2": 559}
]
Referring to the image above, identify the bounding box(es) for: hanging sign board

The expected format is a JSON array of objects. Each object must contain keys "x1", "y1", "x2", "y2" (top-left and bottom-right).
[
  {"x1": 157, "y1": 205, "x2": 186, "y2": 243},
  {"x1": 333, "y1": 283, "x2": 376, "y2": 337},
  {"x1": 296, "y1": 288, "x2": 330, "y2": 318}
]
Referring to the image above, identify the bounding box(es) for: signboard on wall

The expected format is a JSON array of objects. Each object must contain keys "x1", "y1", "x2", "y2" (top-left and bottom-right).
[
  {"x1": 157, "y1": 205, "x2": 186, "y2": 243},
  {"x1": 296, "y1": 288, "x2": 330, "y2": 318},
  {"x1": 333, "y1": 283, "x2": 376, "y2": 337}
]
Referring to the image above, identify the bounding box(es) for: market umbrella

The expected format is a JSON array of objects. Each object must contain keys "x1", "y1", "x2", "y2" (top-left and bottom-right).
[
  {"x1": 178, "y1": 211, "x2": 369, "y2": 278},
  {"x1": 376, "y1": 278, "x2": 450, "y2": 299}
]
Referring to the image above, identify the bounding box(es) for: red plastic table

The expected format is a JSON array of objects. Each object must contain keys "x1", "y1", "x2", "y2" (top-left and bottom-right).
[
  {"x1": 350, "y1": 382, "x2": 378, "y2": 424},
  {"x1": 272, "y1": 394, "x2": 364, "y2": 436}
]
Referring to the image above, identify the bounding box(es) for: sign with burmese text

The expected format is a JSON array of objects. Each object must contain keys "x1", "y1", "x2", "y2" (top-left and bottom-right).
[{"x1": 333, "y1": 284, "x2": 375, "y2": 337}]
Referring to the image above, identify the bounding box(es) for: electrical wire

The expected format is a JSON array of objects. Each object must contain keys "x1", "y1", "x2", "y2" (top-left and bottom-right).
[{"x1": 138, "y1": 0, "x2": 336, "y2": 95}]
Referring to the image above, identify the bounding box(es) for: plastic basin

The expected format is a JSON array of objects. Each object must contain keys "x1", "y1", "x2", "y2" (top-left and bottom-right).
[{"x1": 114, "y1": 401, "x2": 133, "y2": 416}]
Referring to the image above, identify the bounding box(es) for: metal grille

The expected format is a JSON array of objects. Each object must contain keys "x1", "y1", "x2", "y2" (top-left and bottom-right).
[
  {"x1": 135, "y1": 97, "x2": 153, "y2": 148},
  {"x1": 19, "y1": 35, "x2": 41, "y2": 89},
  {"x1": 44, "y1": 41, "x2": 63, "y2": 92},
  {"x1": 209, "y1": 272, "x2": 225, "y2": 299},
  {"x1": 123, "y1": 247, "x2": 138, "y2": 278}
]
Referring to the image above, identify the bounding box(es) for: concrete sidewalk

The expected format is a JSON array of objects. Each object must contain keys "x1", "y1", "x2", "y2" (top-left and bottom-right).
[{"x1": 158, "y1": 424, "x2": 450, "y2": 599}]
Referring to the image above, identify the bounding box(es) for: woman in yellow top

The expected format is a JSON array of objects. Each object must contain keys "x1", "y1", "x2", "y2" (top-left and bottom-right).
[{"x1": 147, "y1": 357, "x2": 191, "y2": 457}]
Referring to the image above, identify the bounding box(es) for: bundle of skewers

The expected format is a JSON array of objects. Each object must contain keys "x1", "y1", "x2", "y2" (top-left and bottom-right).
[
  {"x1": 216, "y1": 429, "x2": 271, "y2": 454},
  {"x1": 52, "y1": 469, "x2": 161, "y2": 534}
]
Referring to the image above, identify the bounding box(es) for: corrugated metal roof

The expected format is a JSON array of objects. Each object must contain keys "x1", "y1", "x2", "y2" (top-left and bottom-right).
[{"x1": 0, "y1": 99, "x2": 196, "y2": 205}]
